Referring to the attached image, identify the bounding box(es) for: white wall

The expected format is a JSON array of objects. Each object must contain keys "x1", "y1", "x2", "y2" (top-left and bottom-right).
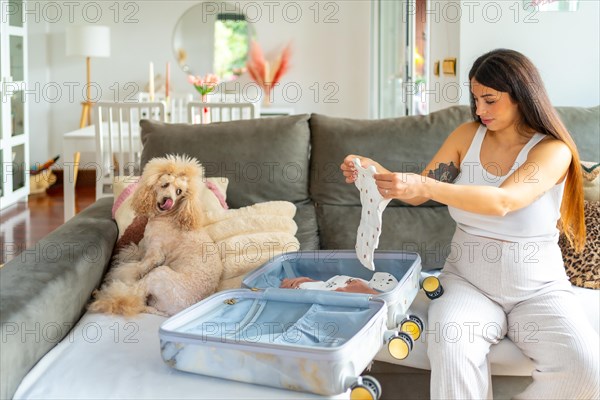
[
  {"x1": 427, "y1": 0, "x2": 461, "y2": 113},
  {"x1": 27, "y1": 0, "x2": 372, "y2": 164},
  {"x1": 428, "y1": 0, "x2": 599, "y2": 112},
  {"x1": 458, "y1": 0, "x2": 599, "y2": 106}
]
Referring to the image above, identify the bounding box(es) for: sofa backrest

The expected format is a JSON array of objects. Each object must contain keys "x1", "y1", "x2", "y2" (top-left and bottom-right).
[
  {"x1": 556, "y1": 106, "x2": 600, "y2": 161},
  {"x1": 140, "y1": 115, "x2": 312, "y2": 208}
]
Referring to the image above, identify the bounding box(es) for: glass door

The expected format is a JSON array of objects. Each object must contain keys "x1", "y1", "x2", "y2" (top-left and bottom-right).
[
  {"x1": 1, "y1": 0, "x2": 29, "y2": 209},
  {"x1": 374, "y1": 0, "x2": 429, "y2": 118}
]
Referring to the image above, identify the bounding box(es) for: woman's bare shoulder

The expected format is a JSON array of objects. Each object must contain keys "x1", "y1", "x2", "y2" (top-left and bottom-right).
[
  {"x1": 451, "y1": 121, "x2": 480, "y2": 140},
  {"x1": 530, "y1": 135, "x2": 572, "y2": 160},
  {"x1": 447, "y1": 121, "x2": 480, "y2": 157}
]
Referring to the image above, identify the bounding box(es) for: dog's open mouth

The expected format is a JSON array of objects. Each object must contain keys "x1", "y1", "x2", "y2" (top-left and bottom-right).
[{"x1": 158, "y1": 197, "x2": 174, "y2": 211}]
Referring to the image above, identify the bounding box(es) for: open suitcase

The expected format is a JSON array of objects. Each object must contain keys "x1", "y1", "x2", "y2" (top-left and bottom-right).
[{"x1": 159, "y1": 251, "x2": 423, "y2": 399}]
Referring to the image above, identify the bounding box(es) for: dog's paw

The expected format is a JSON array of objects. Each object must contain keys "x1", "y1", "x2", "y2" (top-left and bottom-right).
[{"x1": 88, "y1": 281, "x2": 146, "y2": 316}]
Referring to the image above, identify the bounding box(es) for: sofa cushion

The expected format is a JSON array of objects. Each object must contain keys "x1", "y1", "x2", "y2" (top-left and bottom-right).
[
  {"x1": 294, "y1": 201, "x2": 320, "y2": 251},
  {"x1": 0, "y1": 198, "x2": 117, "y2": 400},
  {"x1": 140, "y1": 114, "x2": 312, "y2": 208},
  {"x1": 14, "y1": 313, "x2": 335, "y2": 400}
]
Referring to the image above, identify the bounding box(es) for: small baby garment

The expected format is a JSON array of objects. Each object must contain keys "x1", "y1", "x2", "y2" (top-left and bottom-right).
[
  {"x1": 353, "y1": 158, "x2": 391, "y2": 270},
  {"x1": 298, "y1": 272, "x2": 399, "y2": 292},
  {"x1": 299, "y1": 275, "x2": 367, "y2": 291}
]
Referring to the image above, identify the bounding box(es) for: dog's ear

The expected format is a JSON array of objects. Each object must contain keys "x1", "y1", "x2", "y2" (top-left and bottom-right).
[
  {"x1": 131, "y1": 170, "x2": 162, "y2": 217},
  {"x1": 132, "y1": 157, "x2": 173, "y2": 216},
  {"x1": 176, "y1": 178, "x2": 205, "y2": 230},
  {"x1": 131, "y1": 180, "x2": 156, "y2": 217}
]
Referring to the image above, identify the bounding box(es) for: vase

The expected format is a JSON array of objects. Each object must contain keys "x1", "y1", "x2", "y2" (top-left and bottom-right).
[
  {"x1": 201, "y1": 94, "x2": 211, "y2": 124},
  {"x1": 262, "y1": 87, "x2": 273, "y2": 107}
]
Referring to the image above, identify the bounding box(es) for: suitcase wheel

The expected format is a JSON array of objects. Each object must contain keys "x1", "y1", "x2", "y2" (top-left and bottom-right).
[
  {"x1": 422, "y1": 276, "x2": 444, "y2": 300},
  {"x1": 400, "y1": 315, "x2": 424, "y2": 341},
  {"x1": 387, "y1": 332, "x2": 414, "y2": 360},
  {"x1": 350, "y1": 375, "x2": 382, "y2": 400}
]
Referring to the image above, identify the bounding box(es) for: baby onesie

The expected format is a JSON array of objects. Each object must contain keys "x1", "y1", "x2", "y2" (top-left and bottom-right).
[
  {"x1": 298, "y1": 272, "x2": 399, "y2": 292},
  {"x1": 353, "y1": 158, "x2": 391, "y2": 270}
]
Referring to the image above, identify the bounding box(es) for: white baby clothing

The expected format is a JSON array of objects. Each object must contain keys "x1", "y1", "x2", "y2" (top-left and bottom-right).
[
  {"x1": 299, "y1": 275, "x2": 367, "y2": 291},
  {"x1": 298, "y1": 272, "x2": 399, "y2": 292},
  {"x1": 353, "y1": 158, "x2": 391, "y2": 270}
]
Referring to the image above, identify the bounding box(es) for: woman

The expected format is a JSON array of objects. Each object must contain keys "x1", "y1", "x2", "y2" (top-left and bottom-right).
[{"x1": 341, "y1": 49, "x2": 599, "y2": 399}]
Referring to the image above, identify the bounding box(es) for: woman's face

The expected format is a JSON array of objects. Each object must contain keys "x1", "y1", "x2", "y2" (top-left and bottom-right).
[{"x1": 471, "y1": 79, "x2": 521, "y2": 132}]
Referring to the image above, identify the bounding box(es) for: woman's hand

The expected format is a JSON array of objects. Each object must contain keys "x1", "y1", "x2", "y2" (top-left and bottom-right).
[
  {"x1": 340, "y1": 155, "x2": 384, "y2": 183},
  {"x1": 374, "y1": 172, "x2": 428, "y2": 200}
]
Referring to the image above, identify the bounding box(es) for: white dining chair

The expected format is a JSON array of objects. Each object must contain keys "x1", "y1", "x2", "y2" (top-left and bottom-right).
[
  {"x1": 138, "y1": 92, "x2": 193, "y2": 123},
  {"x1": 187, "y1": 101, "x2": 258, "y2": 124},
  {"x1": 94, "y1": 101, "x2": 166, "y2": 200}
]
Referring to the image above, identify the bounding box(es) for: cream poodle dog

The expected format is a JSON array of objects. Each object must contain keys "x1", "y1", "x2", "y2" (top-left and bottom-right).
[{"x1": 89, "y1": 155, "x2": 223, "y2": 316}]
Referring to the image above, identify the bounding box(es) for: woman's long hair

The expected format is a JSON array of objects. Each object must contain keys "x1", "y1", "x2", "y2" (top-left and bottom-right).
[{"x1": 468, "y1": 49, "x2": 585, "y2": 251}]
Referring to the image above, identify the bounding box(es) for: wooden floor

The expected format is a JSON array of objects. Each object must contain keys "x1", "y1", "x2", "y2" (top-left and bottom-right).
[{"x1": 1, "y1": 184, "x2": 96, "y2": 264}]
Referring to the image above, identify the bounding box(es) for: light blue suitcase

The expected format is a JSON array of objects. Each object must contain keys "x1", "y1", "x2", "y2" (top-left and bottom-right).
[{"x1": 159, "y1": 251, "x2": 424, "y2": 399}]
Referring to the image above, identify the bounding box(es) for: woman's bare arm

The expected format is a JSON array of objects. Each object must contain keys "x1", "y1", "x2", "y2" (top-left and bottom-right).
[
  {"x1": 341, "y1": 122, "x2": 476, "y2": 205},
  {"x1": 375, "y1": 139, "x2": 571, "y2": 215}
]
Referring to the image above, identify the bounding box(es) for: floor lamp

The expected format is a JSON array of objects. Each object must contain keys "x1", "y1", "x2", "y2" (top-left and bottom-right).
[{"x1": 66, "y1": 25, "x2": 111, "y2": 186}]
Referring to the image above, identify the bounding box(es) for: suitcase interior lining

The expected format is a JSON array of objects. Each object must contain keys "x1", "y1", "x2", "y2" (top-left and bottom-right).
[{"x1": 175, "y1": 296, "x2": 380, "y2": 348}]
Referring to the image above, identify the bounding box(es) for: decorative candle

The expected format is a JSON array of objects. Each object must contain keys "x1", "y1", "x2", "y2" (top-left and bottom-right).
[
  {"x1": 165, "y1": 62, "x2": 170, "y2": 99},
  {"x1": 149, "y1": 62, "x2": 155, "y2": 101}
]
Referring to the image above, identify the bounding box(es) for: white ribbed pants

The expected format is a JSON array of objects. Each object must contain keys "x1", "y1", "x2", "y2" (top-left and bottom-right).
[{"x1": 428, "y1": 228, "x2": 600, "y2": 399}]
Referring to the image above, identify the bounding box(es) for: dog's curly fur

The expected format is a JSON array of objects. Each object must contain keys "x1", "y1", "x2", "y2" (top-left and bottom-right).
[{"x1": 89, "y1": 155, "x2": 224, "y2": 316}]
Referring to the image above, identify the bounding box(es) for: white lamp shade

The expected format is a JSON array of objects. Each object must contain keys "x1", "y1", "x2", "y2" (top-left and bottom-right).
[{"x1": 66, "y1": 25, "x2": 111, "y2": 58}]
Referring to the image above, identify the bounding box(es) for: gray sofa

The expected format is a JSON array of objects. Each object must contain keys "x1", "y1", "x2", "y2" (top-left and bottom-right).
[{"x1": 1, "y1": 105, "x2": 598, "y2": 399}]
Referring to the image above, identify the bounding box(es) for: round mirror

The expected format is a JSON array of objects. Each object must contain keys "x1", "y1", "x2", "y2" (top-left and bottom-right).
[{"x1": 173, "y1": 1, "x2": 253, "y2": 82}]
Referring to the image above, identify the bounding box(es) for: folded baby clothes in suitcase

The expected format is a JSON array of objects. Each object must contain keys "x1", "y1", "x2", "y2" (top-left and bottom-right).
[
  {"x1": 242, "y1": 251, "x2": 422, "y2": 329},
  {"x1": 159, "y1": 288, "x2": 393, "y2": 399}
]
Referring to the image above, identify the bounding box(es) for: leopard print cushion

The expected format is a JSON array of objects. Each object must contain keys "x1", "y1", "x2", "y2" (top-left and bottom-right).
[{"x1": 559, "y1": 200, "x2": 600, "y2": 289}]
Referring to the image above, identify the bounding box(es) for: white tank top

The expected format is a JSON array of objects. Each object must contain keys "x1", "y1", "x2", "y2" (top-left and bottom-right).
[{"x1": 447, "y1": 125, "x2": 565, "y2": 243}]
